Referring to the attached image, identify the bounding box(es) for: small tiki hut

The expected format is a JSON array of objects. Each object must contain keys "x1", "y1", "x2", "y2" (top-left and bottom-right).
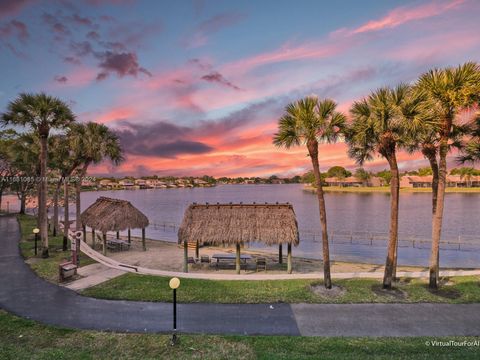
[
  {"x1": 81, "y1": 196, "x2": 149, "y2": 255},
  {"x1": 178, "y1": 203, "x2": 299, "y2": 274}
]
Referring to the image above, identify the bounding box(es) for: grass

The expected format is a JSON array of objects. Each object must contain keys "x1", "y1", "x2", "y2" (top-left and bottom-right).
[
  {"x1": 1, "y1": 310, "x2": 479, "y2": 359},
  {"x1": 82, "y1": 273, "x2": 480, "y2": 304},
  {"x1": 304, "y1": 186, "x2": 480, "y2": 193},
  {"x1": 17, "y1": 214, "x2": 95, "y2": 283}
]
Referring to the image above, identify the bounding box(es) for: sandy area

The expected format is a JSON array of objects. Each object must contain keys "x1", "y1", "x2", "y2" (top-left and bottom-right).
[{"x1": 90, "y1": 234, "x2": 428, "y2": 275}]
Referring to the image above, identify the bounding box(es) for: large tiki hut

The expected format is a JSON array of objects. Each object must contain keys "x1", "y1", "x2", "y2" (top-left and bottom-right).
[
  {"x1": 81, "y1": 196, "x2": 149, "y2": 254},
  {"x1": 178, "y1": 203, "x2": 299, "y2": 274}
]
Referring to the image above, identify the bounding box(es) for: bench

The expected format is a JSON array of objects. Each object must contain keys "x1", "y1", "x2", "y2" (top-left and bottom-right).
[{"x1": 59, "y1": 261, "x2": 78, "y2": 282}]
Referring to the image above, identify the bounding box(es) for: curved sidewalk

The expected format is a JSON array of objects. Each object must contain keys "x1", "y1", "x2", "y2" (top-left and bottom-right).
[{"x1": 1, "y1": 215, "x2": 480, "y2": 336}]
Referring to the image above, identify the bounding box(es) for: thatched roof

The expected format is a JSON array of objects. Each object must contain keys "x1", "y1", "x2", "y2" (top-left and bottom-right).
[
  {"x1": 81, "y1": 196, "x2": 149, "y2": 233},
  {"x1": 178, "y1": 203, "x2": 299, "y2": 246}
]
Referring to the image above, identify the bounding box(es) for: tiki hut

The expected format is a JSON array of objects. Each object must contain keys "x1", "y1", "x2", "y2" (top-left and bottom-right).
[
  {"x1": 178, "y1": 203, "x2": 299, "y2": 274},
  {"x1": 81, "y1": 196, "x2": 149, "y2": 254}
]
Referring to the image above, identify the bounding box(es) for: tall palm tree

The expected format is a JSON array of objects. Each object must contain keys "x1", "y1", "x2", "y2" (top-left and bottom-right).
[
  {"x1": 49, "y1": 134, "x2": 81, "y2": 248},
  {"x1": 1, "y1": 93, "x2": 75, "y2": 257},
  {"x1": 274, "y1": 97, "x2": 346, "y2": 289},
  {"x1": 71, "y1": 122, "x2": 123, "y2": 230},
  {"x1": 416, "y1": 62, "x2": 480, "y2": 289},
  {"x1": 345, "y1": 85, "x2": 424, "y2": 289},
  {"x1": 405, "y1": 107, "x2": 470, "y2": 215}
]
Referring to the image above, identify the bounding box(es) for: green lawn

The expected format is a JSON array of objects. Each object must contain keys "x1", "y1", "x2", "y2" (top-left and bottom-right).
[
  {"x1": 17, "y1": 214, "x2": 95, "y2": 283},
  {"x1": 82, "y1": 273, "x2": 480, "y2": 304},
  {"x1": 1, "y1": 310, "x2": 478, "y2": 359}
]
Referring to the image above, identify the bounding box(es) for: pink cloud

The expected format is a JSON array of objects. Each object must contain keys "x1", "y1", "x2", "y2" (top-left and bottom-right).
[
  {"x1": 95, "y1": 107, "x2": 137, "y2": 123},
  {"x1": 349, "y1": 0, "x2": 465, "y2": 35}
]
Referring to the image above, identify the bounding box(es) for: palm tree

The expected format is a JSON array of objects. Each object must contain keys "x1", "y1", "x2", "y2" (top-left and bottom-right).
[
  {"x1": 8, "y1": 133, "x2": 42, "y2": 215},
  {"x1": 457, "y1": 167, "x2": 476, "y2": 187},
  {"x1": 416, "y1": 62, "x2": 480, "y2": 289},
  {"x1": 458, "y1": 114, "x2": 480, "y2": 163},
  {"x1": 71, "y1": 122, "x2": 123, "y2": 230},
  {"x1": 1, "y1": 93, "x2": 75, "y2": 257},
  {"x1": 345, "y1": 85, "x2": 424, "y2": 289},
  {"x1": 406, "y1": 107, "x2": 470, "y2": 215},
  {"x1": 274, "y1": 97, "x2": 346, "y2": 288},
  {"x1": 49, "y1": 134, "x2": 81, "y2": 248}
]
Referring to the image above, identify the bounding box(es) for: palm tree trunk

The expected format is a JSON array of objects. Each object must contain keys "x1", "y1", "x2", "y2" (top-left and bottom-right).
[
  {"x1": 383, "y1": 154, "x2": 400, "y2": 289},
  {"x1": 53, "y1": 181, "x2": 61, "y2": 236},
  {"x1": 19, "y1": 190, "x2": 26, "y2": 215},
  {"x1": 425, "y1": 155, "x2": 439, "y2": 215},
  {"x1": 75, "y1": 179, "x2": 81, "y2": 231},
  {"x1": 430, "y1": 135, "x2": 449, "y2": 289},
  {"x1": 307, "y1": 139, "x2": 332, "y2": 289},
  {"x1": 63, "y1": 179, "x2": 69, "y2": 251},
  {"x1": 39, "y1": 135, "x2": 49, "y2": 258}
]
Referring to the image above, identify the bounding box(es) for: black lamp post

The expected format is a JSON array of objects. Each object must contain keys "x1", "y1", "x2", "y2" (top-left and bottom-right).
[
  {"x1": 33, "y1": 228, "x2": 39, "y2": 255},
  {"x1": 169, "y1": 277, "x2": 180, "y2": 345}
]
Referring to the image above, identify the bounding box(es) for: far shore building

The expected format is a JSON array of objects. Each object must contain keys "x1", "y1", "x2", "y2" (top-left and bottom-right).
[
  {"x1": 324, "y1": 176, "x2": 385, "y2": 187},
  {"x1": 118, "y1": 179, "x2": 135, "y2": 189},
  {"x1": 81, "y1": 179, "x2": 96, "y2": 187},
  {"x1": 146, "y1": 179, "x2": 167, "y2": 188},
  {"x1": 134, "y1": 179, "x2": 147, "y2": 188},
  {"x1": 400, "y1": 175, "x2": 480, "y2": 188},
  {"x1": 98, "y1": 179, "x2": 118, "y2": 189}
]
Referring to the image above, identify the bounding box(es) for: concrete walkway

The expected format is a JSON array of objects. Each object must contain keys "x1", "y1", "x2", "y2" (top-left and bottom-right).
[
  {"x1": 1, "y1": 215, "x2": 480, "y2": 336},
  {"x1": 78, "y1": 233, "x2": 480, "y2": 281}
]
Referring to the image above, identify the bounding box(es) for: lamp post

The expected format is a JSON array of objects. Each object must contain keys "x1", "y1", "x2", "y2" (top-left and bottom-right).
[
  {"x1": 33, "y1": 228, "x2": 40, "y2": 255},
  {"x1": 169, "y1": 277, "x2": 180, "y2": 345}
]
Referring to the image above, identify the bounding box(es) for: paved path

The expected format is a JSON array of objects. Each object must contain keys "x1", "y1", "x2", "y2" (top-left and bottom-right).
[
  {"x1": 1, "y1": 215, "x2": 480, "y2": 336},
  {"x1": 78, "y1": 229, "x2": 480, "y2": 281}
]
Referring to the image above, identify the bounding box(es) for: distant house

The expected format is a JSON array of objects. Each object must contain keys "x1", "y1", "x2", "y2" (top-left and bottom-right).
[
  {"x1": 325, "y1": 176, "x2": 385, "y2": 187},
  {"x1": 81, "y1": 179, "x2": 96, "y2": 187},
  {"x1": 99, "y1": 179, "x2": 117, "y2": 189},
  {"x1": 146, "y1": 179, "x2": 167, "y2": 188},
  {"x1": 401, "y1": 175, "x2": 480, "y2": 188},
  {"x1": 119, "y1": 179, "x2": 135, "y2": 189},
  {"x1": 134, "y1": 179, "x2": 147, "y2": 188},
  {"x1": 193, "y1": 179, "x2": 209, "y2": 186},
  {"x1": 270, "y1": 179, "x2": 285, "y2": 184},
  {"x1": 325, "y1": 176, "x2": 363, "y2": 187}
]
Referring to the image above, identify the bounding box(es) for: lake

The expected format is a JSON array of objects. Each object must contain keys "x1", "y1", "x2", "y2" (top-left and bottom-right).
[
  {"x1": 5, "y1": 184, "x2": 479, "y2": 267},
  {"x1": 76, "y1": 184, "x2": 479, "y2": 268}
]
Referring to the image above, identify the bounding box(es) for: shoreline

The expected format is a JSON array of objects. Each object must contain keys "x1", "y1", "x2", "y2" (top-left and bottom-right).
[
  {"x1": 108, "y1": 235, "x2": 473, "y2": 275},
  {"x1": 303, "y1": 185, "x2": 480, "y2": 193}
]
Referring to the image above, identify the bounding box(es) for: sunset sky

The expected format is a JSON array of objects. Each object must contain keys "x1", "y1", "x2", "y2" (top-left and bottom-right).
[{"x1": 1, "y1": 0, "x2": 479, "y2": 177}]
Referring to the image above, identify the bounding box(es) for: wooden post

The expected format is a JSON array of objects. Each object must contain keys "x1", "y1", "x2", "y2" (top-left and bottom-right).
[
  {"x1": 236, "y1": 243, "x2": 241, "y2": 274},
  {"x1": 83, "y1": 225, "x2": 86, "y2": 242},
  {"x1": 116, "y1": 231, "x2": 120, "y2": 239},
  {"x1": 102, "y1": 232, "x2": 107, "y2": 256},
  {"x1": 142, "y1": 228, "x2": 146, "y2": 251},
  {"x1": 183, "y1": 240, "x2": 188, "y2": 273},
  {"x1": 92, "y1": 228, "x2": 95, "y2": 249},
  {"x1": 195, "y1": 239, "x2": 199, "y2": 259},
  {"x1": 128, "y1": 228, "x2": 131, "y2": 244},
  {"x1": 287, "y1": 243, "x2": 292, "y2": 274},
  {"x1": 279, "y1": 244, "x2": 283, "y2": 264}
]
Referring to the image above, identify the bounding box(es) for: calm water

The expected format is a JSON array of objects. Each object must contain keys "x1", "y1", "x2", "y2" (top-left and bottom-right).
[{"x1": 74, "y1": 184, "x2": 480, "y2": 268}]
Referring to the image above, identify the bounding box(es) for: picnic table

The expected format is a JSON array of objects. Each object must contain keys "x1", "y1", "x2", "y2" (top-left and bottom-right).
[
  {"x1": 212, "y1": 253, "x2": 252, "y2": 270},
  {"x1": 106, "y1": 238, "x2": 130, "y2": 251}
]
